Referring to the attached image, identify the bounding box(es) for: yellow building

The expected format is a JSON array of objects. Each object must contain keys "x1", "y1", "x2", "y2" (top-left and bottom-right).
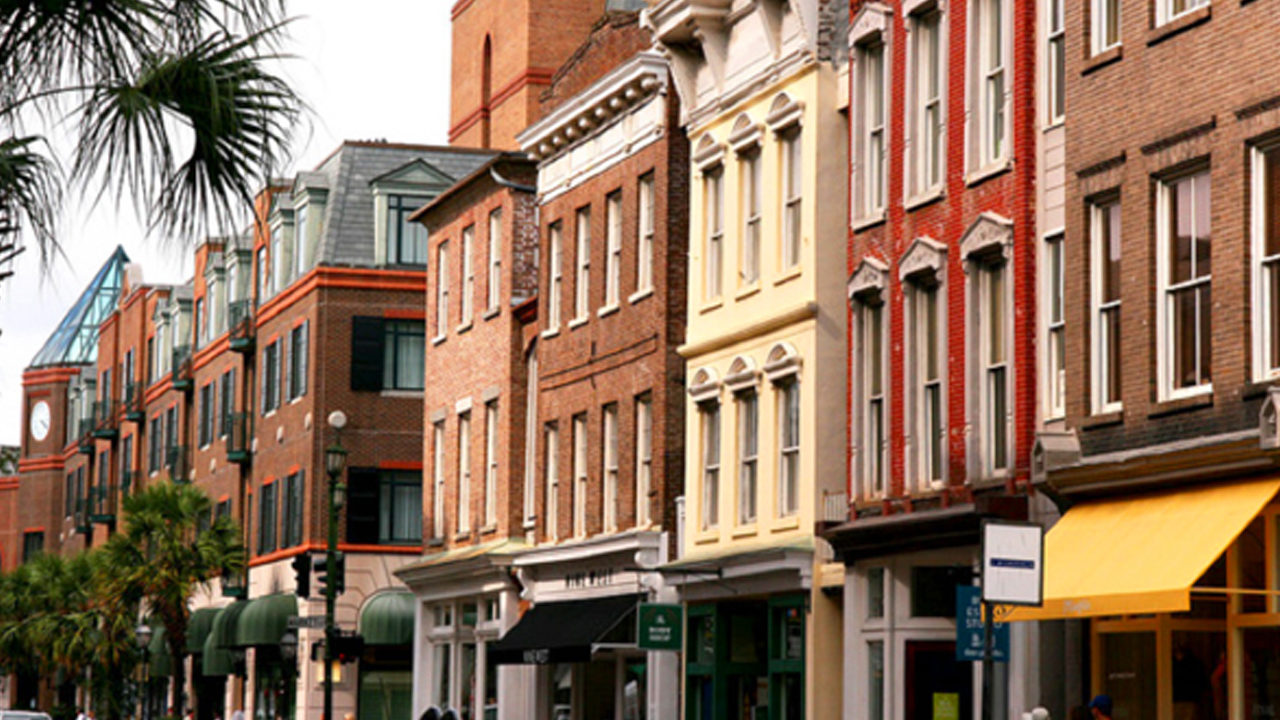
[{"x1": 645, "y1": 1, "x2": 849, "y2": 717}]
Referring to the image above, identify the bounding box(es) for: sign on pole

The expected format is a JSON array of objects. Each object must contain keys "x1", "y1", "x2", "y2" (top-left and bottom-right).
[
  {"x1": 956, "y1": 585, "x2": 1008, "y2": 662},
  {"x1": 981, "y1": 520, "x2": 1044, "y2": 606},
  {"x1": 287, "y1": 615, "x2": 326, "y2": 630},
  {"x1": 636, "y1": 603, "x2": 683, "y2": 651}
]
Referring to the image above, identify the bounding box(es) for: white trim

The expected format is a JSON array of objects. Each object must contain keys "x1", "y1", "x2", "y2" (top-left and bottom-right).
[
  {"x1": 904, "y1": 268, "x2": 947, "y2": 492},
  {"x1": 965, "y1": 0, "x2": 1013, "y2": 178},
  {"x1": 1089, "y1": 202, "x2": 1122, "y2": 414},
  {"x1": 902, "y1": 2, "x2": 948, "y2": 205},
  {"x1": 1155, "y1": 169, "x2": 1214, "y2": 401},
  {"x1": 1155, "y1": 0, "x2": 1208, "y2": 28},
  {"x1": 1252, "y1": 143, "x2": 1280, "y2": 382}
]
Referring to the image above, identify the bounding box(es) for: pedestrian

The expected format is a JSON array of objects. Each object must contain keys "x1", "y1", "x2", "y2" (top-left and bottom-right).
[
  {"x1": 1090, "y1": 695, "x2": 1114, "y2": 720},
  {"x1": 74, "y1": 707, "x2": 87, "y2": 720}
]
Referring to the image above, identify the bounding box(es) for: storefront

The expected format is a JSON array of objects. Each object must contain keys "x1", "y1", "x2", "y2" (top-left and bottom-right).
[
  {"x1": 1010, "y1": 478, "x2": 1280, "y2": 720},
  {"x1": 356, "y1": 591, "x2": 414, "y2": 720},
  {"x1": 494, "y1": 530, "x2": 679, "y2": 720},
  {"x1": 234, "y1": 594, "x2": 299, "y2": 720}
]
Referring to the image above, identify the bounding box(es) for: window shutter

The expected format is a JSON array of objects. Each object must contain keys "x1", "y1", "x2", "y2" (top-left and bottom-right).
[
  {"x1": 300, "y1": 322, "x2": 309, "y2": 397},
  {"x1": 282, "y1": 332, "x2": 291, "y2": 401},
  {"x1": 350, "y1": 317, "x2": 385, "y2": 391},
  {"x1": 345, "y1": 467, "x2": 380, "y2": 544},
  {"x1": 260, "y1": 350, "x2": 268, "y2": 415}
]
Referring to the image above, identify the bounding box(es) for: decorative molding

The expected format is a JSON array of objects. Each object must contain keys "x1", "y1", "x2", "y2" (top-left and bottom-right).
[
  {"x1": 688, "y1": 366, "x2": 722, "y2": 403},
  {"x1": 763, "y1": 342, "x2": 802, "y2": 381},
  {"x1": 959, "y1": 211, "x2": 1014, "y2": 262},
  {"x1": 902, "y1": 0, "x2": 943, "y2": 18},
  {"x1": 850, "y1": 2, "x2": 891, "y2": 45},
  {"x1": 899, "y1": 236, "x2": 947, "y2": 283},
  {"x1": 765, "y1": 92, "x2": 805, "y2": 132},
  {"x1": 723, "y1": 355, "x2": 761, "y2": 393},
  {"x1": 693, "y1": 134, "x2": 727, "y2": 170},
  {"x1": 728, "y1": 113, "x2": 763, "y2": 154},
  {"x1": 848, "y1": 257, "x2": 889, "y2": 302}
]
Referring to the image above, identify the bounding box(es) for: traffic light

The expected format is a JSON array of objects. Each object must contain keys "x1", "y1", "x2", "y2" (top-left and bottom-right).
[
  {"x1": 331, "y1": 632, "x2": 365, "y2": 664},
  {"x1": 292, "y1": 553, "x2": 311, "y2": 598},
  {"x1": 314, "y1": 551, "x2": 345, "y2": 596}
]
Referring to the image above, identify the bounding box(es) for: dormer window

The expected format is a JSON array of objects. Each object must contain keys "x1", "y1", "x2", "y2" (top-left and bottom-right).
[
  {"x1": 293, "y1": 202, "x2": 309, "y2": 279},
  {"x1": 388, "y1": 195, "x2": 429, "y2": 266}
]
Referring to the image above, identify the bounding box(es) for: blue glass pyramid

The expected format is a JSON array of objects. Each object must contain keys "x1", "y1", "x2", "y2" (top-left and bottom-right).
[{"x1": 29, "y1": 246, "x2": 129, "y2": 368}]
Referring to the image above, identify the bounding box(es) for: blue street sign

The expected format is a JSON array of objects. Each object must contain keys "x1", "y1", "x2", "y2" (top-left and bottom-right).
[{"x1": 956, "y1": 585, "x2": 1009, "y2": 662}]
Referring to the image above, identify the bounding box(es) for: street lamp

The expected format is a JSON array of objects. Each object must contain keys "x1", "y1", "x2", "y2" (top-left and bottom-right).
[
  {"x1": 134, "y1": 623, "x2": 152, "y2": 720},
  {"x1": 279, "y1": 631, "x2": 298, "y2": 663},
  {"x1": 322, "y1": 410, "x2": 349, "y2": 720}
]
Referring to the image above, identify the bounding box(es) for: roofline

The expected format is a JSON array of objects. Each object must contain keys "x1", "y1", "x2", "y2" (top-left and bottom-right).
[
  {"x1": 312, "y1": 140, "x2": 497, "y2": 173},
  {"x1": 409, "y1": 152, "x2": 534, "y2": 224}
]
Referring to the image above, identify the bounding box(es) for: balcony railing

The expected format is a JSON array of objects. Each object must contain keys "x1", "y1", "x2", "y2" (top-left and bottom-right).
[
  {"x1": 90, "y1": 483, "x2": 117, "y2": 525},
  {"x1": 92, "y1": 399, "x2": 118, "y2": 439},
  {"x1": 821, "y1": 490, "x2": 849, "y2": 525},
  {"x1": 224, "y1": 412, "x2": 252, "y2": 465},
  {"x1": 172, "y1": 345, "x2": 193, "y2": 391},
  {"x1": 123, "y1": 382, "x2": 144, "y2": 422},
  {"x1": 74, "y1": 497, "x2": 90, "y2": 535},
  {"x1": 165, "y1": 444, "x2": 189, "y2": 483},
  {"x1": 228, "y1": 299, "x2": 254, "y2": 353}
]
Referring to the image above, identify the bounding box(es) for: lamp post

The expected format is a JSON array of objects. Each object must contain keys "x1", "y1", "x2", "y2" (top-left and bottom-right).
[
  {"x1": 135, "y1": 622, "x2": 152, "y2": 720},
  {"x1": 323, "y1": 411, "x2": 348, "y2": 720}
]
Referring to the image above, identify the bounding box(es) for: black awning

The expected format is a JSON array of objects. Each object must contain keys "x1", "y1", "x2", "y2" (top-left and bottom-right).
[{"x1": 489, "y1": 594, "x2": 640, "y2": 665}]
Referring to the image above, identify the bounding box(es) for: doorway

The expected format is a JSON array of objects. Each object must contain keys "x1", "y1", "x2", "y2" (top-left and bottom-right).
[{"x1": 905, "y1": 641, "x2": 972, "y2": 720}]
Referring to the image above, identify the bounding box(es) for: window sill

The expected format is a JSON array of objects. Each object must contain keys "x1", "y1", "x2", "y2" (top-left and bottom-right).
[
  {"x1": 431, "y1": 334, "x2": 446, "y2": 346},
  {"x1": 734, "y1": 284, "x2": 761, "y2": 302},
  {"x1": 965, "y1": 159, "x2": 1012, "y2": 188},
  {"x1": 698, "y1": 299, "x2": 724, "y2": 315},
  {"x1": 1082, "y1": 45, "x2": 1123, "y2": 75},
  {"x1": 628, "y1": 288, "x2": 654, "y2": 305},
  {"x1": 522, "y1": 518, "x2": 537, "y2": 530},
  {"x1": 568, "y1": 316, "x2": 589, "y2": 330},
  {"x1": 540, "y1": 327, "x2": 561, "y2": 339},
  {"x1": 851, "y1": 212, "x2": 887, "y2": 232},
  {"x1": 480, "y1": 523, "x2": 498, "y2": 535},
  {"x1": 456, "y1": 321, "x2": 473, "y2": 335},
  {"x1": 597, "y1": 304, "x2": 620, "y2": 318},
  {"x1": 1148, "y1": 4, "x2": 1211, "y2": 46},
  {"x1": 731, "y1": 525, "x2": 758, "y2": 539},
  {"x1": 1043, "y1": 118, "x2": 1065, "y2": 132},
  {"x1": 380, "y1": 389, "x2": 423, "y2": 398},
  {"x1": 483, "y1": 306, "x2": 501, "y2": 321},
  {"x1": 904, "y1": 189, "x2": 945, "y2": 212},
  {"x1": 772, "y1": 516, "x2": 801, "y2": 533},
  {"x1": 454, "y1": 531, "x2": 473, "y2": 541},
  {"x1": 694, "y1": 531, "x2": 720, "y2": 545},
  {"x1": 1242, "y1": 380, "x2": 1279, "y2": 401},
  {"x1": 773, "y1": 267, "x2": 802, "y2": 287},
  {"x1": 1080, "y1": 409, "x2": 1123, "y2": 430},
  {"x1": 1149, "y1": 390, "x2": 1213, "y2": 418},
  {"x1": 426, "y1": 537, "x2": 445, "y2": 547}
]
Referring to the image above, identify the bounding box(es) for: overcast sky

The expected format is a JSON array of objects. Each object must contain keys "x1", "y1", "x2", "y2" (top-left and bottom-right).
[{"x1": 0, "y1": 1, "x2": 454, "y2": 446}]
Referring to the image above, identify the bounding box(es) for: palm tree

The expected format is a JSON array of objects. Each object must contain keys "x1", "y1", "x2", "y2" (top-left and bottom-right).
[
  {"x1": 0, "y1": 0, "x2": 303, "y2": 268},
  {"x1": 100, "y1": 481, "x2": 245, "y2": 719}
]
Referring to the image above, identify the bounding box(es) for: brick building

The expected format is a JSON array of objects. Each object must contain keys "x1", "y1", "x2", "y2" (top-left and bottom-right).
[{"x1": 1013, "y1": 1, "x2": 1280, "y2": 719}]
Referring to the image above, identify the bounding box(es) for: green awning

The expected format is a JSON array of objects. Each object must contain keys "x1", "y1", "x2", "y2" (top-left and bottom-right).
[
  {"x1": 202, "y1": 601, "x2": 247, "y2": 677},
  {"x1": 233, "y1": 594, "x2": 297, "y2": 647},
  {"x1": 149, "y1": 624, "x2": 172, "y2": 677},
  {"x1": 186, "y1": 608, "x2": 220, "y2": 654},
  {"x1": 359, "y1": 592, "x2": 414, "y2": 646}
]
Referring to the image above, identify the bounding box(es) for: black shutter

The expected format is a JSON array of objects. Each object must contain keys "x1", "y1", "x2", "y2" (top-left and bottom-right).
[
  {"x1": 345, "y1": 467, "x2": 380, "y2": 544},
  {"x1": 350, "y1": 317, "x2": 385, "y2": 391}
]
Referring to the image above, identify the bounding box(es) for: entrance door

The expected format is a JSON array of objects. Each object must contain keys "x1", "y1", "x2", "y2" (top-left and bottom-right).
[{"x1": 905, "y1": 641, "x2": 973, "y2": 720}]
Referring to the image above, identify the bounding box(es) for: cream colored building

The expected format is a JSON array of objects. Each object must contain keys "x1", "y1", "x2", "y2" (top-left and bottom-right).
[{"x1": 645, "y1": 1, "x2": 848, "y2": 717}]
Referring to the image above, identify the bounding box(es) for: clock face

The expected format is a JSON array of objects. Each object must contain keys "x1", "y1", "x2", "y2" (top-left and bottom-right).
[{"x1": 29, "y1": 401, "x2": 50, "y2": 442}]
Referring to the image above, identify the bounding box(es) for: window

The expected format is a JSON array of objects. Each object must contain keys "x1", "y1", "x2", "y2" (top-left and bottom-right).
[
  {"x1": 602, "y1": 404, "x2": 618, "y2": 531},
  {"x1": 281, "y1": 471, "x2": 304, "y2": 548},
  {"x1": 146, "y1": 337, "x2": 155, "y2": 385},
  {"x1": 378, "y1": 471, "x2": 422, "y2": 543},
  {"x1": 523, "y1": 350, "x2": 538, "y2": 525},
  {"x1": 461, "y1": 225, "x2": 475, "y2": 324},
  {"x1": 272, "y1": 219, "x2": 290, "y2": 292},
  {"x1": 288, "y1": 321, "x2": 308, "y2": 401},
  {"x1": 258, "y1": 481, "x2": 277, "y2": 554},
  {"x1": 1047, "y1": 0, "x2": 1065, "y2": 123},
  {"x1": 574, "y1": 208, "x2": 591, "y2": 320},
  {"x1": 909, "y1": 8, "x2": 944, "y2": 196},
  {"x1": 1253, "y1": 146, "x2": 1280, "y2": 380},
  {"x1": 778, "y1": 378, "x2": 801, "y2": 517},
  {"x1": 149, "y1": 415, "x2": 163, "y2": 473},
  {"x1": 857, "y1": 38, "x2": 887, "y2": 217},
  {"x1": 1045, "y1": 233, "x2": 1066, "y2": 418},
  {"x1": 120, "y1": 435, "x2": 133, "y2": 494},
  {"x1": 781, "y1": 128, "x2": 803, "y2": 269},
  {"x1": 1091, "y1": 200, "x2": 1122, "y2": 412},
  {"x1": 548, "y1": 222, "x2": 563, "y2": 330},
  {"x1": 198, "y1": 382, "x2": 215, "y2": 448},
  {"x1": 484, "y1": 401, "x2": 498, "y2": 528},
  {"x1": 740, "y1": 149, "x2": 762, "y2": 285},
  {"x1": 255, "y1": 246, "x2": 267, "y2": 305},
  {"x1": 637, "y1": 174, "x2": 655, "y2": 294},
  {"x1": 700, "y1": 402, "x2": 720, "y2": 531},
  {"x1": 487, "y1": 208, "x2": 502, "y2": 311},
  {"x1": 65, "y1": 472, "x2": 75, "y2": 517},
  {"x1": 1157, "y1": 0, "x2": 1207, "y2": 26},
  {"x1": 195, "y1": 297, "x2": 206, "y2": 347},
  {"x1": 388, "y1": 195, "x2": 429, "y2": 265},
  {"x1": 635, "y1": 395, "x2": 653, "y2": 527},
  {"x1": 859, "y1": 297, "x2": 887, "y2": 498},
  {"x1": 1091, "y1": 0, "x2": 1119, "y2": 54},
  {"x1": 978, "y1": 259, "x2": 1010, "y2": 474},
  {"x1": 704, "y1": 165, "x2": 724, "y2": 299},
  {"x1": 219, "y1": 369, "x2": 234, "y2": 438},
  {"x1": 164, "y1": 405, "x2": 177, "y2": 459},
  {"x1": 261, "y1": 340, "x2": 281, "y2": 414},
  {"x1": 604, "y1": 192, "x2": 622, "y2": 308},
  {"x1": 1158, "y1": 170, "x2": 1212, "y2": 397},
  {"x1": 22, "y1": 531, "x2": 43, "y2": 562},
  {"x1": 436, "y1": 241, "x2": 450, "y2": 338},
  {"x1": 384, "y1": 320, "x2": 425, "y2": 391},
  {"x1": 545, "y1": 424, "x2": 559, "y2": 541},
  {"x1": 572, "y1": 414, "x2": 588, "y2": 537},
  {"x1": 908, "y1": 282, "x2": 945, "y2": 488},
  {"x1": 972, "y1": 0, "x2": 1007, "y2": 169},
  {"x1": 293, "y1": 204, "x2": 307, "y2": 281},
  {"x1": 737, "y1": 390, "x2": 758, "y2": 526},
  {"x1": 458, "y1": 412, "x2": 472, "y2": 534},
  {"x1": 432, "y1": 421, "x2": 446, "y2": 538}
]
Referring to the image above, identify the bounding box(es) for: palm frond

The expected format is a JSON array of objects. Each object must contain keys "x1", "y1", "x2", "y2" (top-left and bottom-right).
[{"x1": 0, "y1": 135, "x2": 60, "y2": 265}]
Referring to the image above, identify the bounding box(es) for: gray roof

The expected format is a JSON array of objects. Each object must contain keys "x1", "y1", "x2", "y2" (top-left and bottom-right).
[{"x1": 302, "y1": 143, "x2": 495, "y2": 267}]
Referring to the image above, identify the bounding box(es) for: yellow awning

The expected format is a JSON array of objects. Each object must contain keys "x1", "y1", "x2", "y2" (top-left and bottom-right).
[{"x1": 1008, "y1": 477, "x2": 1280, "y2": 621}]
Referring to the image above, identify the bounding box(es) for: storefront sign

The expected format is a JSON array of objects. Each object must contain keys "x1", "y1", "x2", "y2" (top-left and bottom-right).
[
  {"x1": 287, "y1": 615, "x2": 325, "y2": 629},
  {"x1": 981, "y1": 520, "x2": 1044, "y2": 606},
  {"x1": 637, "y1": 603, "x2": 683, "y2": 651},
  {"x1": 564, "y1": 567, "x2": 617, "y2": 589},
  {"x1": 956, "y1": 585, "x2": 1008, "y2": 662}
]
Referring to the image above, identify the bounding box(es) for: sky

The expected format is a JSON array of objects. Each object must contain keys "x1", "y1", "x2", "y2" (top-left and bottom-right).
[{"x1": 0, "y1": 1, "x2": 455, "y2": 446}]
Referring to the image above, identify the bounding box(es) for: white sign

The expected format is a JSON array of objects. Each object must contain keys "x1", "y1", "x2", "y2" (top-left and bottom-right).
[
  {"x1": 981, "y1": 521, "x2": 1044, "y2": 606},
  {"x1": 287, "y1": 616, "x2": 325, "y2": 629}
]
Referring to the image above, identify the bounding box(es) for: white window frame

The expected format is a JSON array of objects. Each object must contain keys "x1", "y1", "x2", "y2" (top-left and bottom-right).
[
  {"x1": 1044, "y1": 232, "x2": 1066, "y2": 419},
  {"x1": 523, "y1": 351, "x2": 538, "y2": 526},
  {"x1": 736, "y1": 389, "x2": 759, "y2": 526},
  {"x1": 484, "y1": 400, "x2": 498, "y2": 528},
  {"x1": 636, "y1": 174, "x2": 655, "y2": 296},
  {"x1": 602, "y1": 404, "x2": 618, "y2": 532},
  {"x1": 293, "y1": 202, "x2": 309, "y2": 280},
  {"x1": 1252, "y1": 144, "x2": 1280, "y2": 381},
  {"x1": 1156, "y1": 169, "x2": 1213, "y2": 400},
  {"x1": 1047, "y1": 0, "x2": 1065, "y2": 124},
  {"x1": 858, "y1": 297, "x2": 888, "y2": 498},
  {"x1": 433, "y1": 420, "x2": 446, "y2": 539},
  {"x1": 740, "y1": 148, "x2": 762, "y2": 286},
  {"x1": 1091, "y1": 0, "x2": 1120, "y2": 55},
  {"x1": 700, "y1": 401, "x2": 721, "y2": 531},
  {"x1": 574, "y1": 208, "x2": 591, "y2": 321},
  {"x1": 978, "y1": 260, "x2": 1011, "y2": 476},
  {"x1": 1090, "y1": 201, "x2": 1122, "y2": 414},
  {"x1": 906, "y1": 277, "x2": 946, "y2": 490},
  {"x1": 461, "y1": 225, "x2": 475, "y2": 326},
  {"x1": 487, "y1": 208, "x2": 502, "y2": 313},
  {"x1": 635, "y1": 394, "x2": 652, "y2": 527},
  {"x1": 906, "y1": 4, "x2": 946, "y2": 202},
  {"x1": 572, "y1": 414, "x2": 588, "y2": 538},
  {"x1": 1156, "y1": 0, "x2": 1207, "y2": 27},
  {"x1": 776, "y1": 376, "x2": 801, "y2": 517},
  {"x1": 457, "y1": 411, "x2": 471, "y2": 534},
  {"x1": 968, "y1": 0, "x2": 1011, "y2": 174},
  {"x1": 436, "y1": 241, "x2": 450, "y2": 340},
  {"x1": 548, "y1": 223, "x2": 563, "y2": 331},
  {"x1": 544, "y1": 424, "x2": 559, "y2": 542},
  {"x1": 855, "y1": 37, "x2": 888, "y2": 220},
  {"x1": 603, "y1": 192, "x2": 623, "y2": 310},
  {"x1": 781, "y1": 127, "x2": 803, "y2": 270},
  {"x1": 704, "y1": 164, "x2": 724, "y2": 300}
]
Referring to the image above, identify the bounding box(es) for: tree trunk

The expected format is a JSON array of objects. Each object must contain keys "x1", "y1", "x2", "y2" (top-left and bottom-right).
[{"x1": 168, "y1": 618, "x2": 187, "y2": 719}]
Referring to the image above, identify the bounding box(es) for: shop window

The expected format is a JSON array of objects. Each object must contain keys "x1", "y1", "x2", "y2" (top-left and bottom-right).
[
  {"x1": 461, "y1": 602, "x2": 478, "y2": 628},
  {"x1": 1101, "y1": 632, "x2": 1156, "y2": 720},
  {"x1": 1241, "y1": 628, "x2": 1280, "y2": 720},
  {"x1": 911, "y1": 566, "x2": 970, "y2": 617},
  {"x1": 868, "y1": 640, "x2": 885, "y2": 720},
  {"x1": 769, "y1": 598, "x2": 805, "y2": 718},
  {"x1": 552, "y1": 664, "x2": 574, "y2": 720},
  {"x1": 867, "y1": 567, "x2": 886, "y2": 619},
  {"x1": 1237, "y1": 516, "x2": 1267, "y2": 613},
  {"x1": 460, "y1": 642, "x2": 477, "y2": 716},
  {"x1": 433, "y1": 644, "x2": 451, "y2": 709},
  {"x1": 484, "y1": 651, "x2": 498, "y2": 719}
]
